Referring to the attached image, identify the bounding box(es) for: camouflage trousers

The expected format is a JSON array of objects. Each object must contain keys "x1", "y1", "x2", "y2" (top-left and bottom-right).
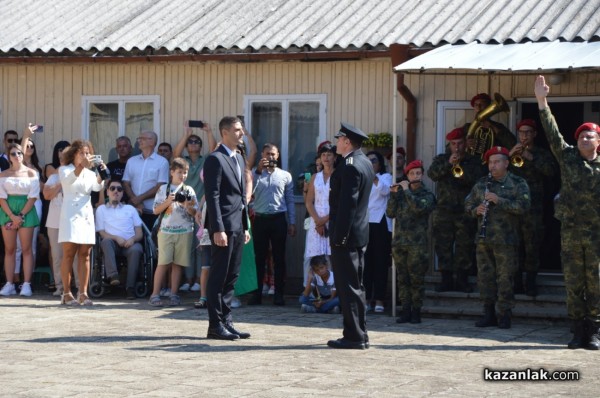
[
  {"x1": 517, "y1": 210, "x2": 544, "y2": 273},
  {"x1": 432, "y1": 209, "x2": 476, "y2": 272},
  {"x1": 476, "y1": 243, "x2": 518, "y2": 312},
  {"x1": 392, "y1": 244, "x2": 429, "y2": 309},
  {"x1": 561, "y1": 229, "x2": 600, "y2": 322}
]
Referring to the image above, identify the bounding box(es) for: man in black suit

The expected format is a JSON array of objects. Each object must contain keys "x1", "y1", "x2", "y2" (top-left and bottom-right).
[
  {"x1": 327, "y1": 122, "x2": 375, "y2": 350},
  {"x1": 203, "y1": 116, "x2": 251, "y2": 341}
]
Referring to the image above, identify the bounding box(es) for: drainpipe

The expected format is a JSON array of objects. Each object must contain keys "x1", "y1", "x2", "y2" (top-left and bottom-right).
[{"x1": 390, "y1": 44, "x2": 417, "y2": 161}]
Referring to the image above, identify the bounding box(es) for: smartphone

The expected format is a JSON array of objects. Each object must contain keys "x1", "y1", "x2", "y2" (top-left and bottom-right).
[
  {"x1": 34, "y1": 125, "x2": 44, "y2": 133},
  {"x1": 304, "y1": 172, "x2": 311, "y2": 181},
  {"x1": 188, "y1": 120, "x2": 204, "y2": 128}
]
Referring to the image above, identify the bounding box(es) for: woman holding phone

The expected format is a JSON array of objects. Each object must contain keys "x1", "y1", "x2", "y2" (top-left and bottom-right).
[{"x1": 58, "y1": 140, "x2": 107, "y2": 305}]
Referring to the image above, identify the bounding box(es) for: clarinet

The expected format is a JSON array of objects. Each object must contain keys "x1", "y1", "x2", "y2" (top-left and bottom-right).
[{"x1": 479, "y1": 173, "x2": 492, "y2": 238}]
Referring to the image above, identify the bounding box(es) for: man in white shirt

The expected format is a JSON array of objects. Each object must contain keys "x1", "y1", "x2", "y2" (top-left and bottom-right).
[
  {"x1": 122, "y1": 130, "x2": 169, "y2": 230},
  {"x1": 96, "y1": 180, "x2": 144, "y2": 299}
]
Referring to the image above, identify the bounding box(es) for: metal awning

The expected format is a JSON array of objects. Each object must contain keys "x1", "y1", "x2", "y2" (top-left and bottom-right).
[{"x1": 394, "y1": 41, "x2": 600, "y2": 73}]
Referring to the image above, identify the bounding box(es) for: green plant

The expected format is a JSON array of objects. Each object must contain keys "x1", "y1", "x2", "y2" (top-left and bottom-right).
[{"x1": 364, "y1": 132, "x2": 393, "y2": 148}]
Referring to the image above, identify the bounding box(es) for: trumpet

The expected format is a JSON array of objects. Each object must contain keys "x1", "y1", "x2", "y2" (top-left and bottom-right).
[
  {"x1": 510, "y1": 146, "x2": 528, "y2": 167},
  {"x1": 451, "y1": 152, "x2": 464, "y2": 178}
]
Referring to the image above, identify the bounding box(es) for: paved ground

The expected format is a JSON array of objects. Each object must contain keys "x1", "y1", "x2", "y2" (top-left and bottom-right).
[{"x1": 1, "y1": 293, "x2": 597, "y2": 397}]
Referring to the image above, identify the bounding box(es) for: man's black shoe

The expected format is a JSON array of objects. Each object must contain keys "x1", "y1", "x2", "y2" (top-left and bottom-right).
[
  {"x1": 207, "y1": 324, "x2": 240, "y2": 341},
  {"x1": 273, "y1": 293, "x2": 285, "y2": 306},
  {"x1": 327, "y1": 338, "x2": 367, "y2": 350},
  {"x1": 224, "y1": 323, "x2": 251, "y2": 339}
]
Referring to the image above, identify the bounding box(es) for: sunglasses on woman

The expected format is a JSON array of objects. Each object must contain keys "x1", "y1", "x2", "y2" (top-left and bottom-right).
[
  {"x1": 108, "y1": 186, "x2": 123, "y2": 192},
  {"x1": 9, "y1": 151, "x2": 23, "y2": 157}
]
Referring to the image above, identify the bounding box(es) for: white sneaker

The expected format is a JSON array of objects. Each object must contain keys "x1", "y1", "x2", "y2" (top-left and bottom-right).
[
  {"x1": 19, "y1": 282, "x2": 32, "y2": 297},
  {"x1": 231, "y1": 297, "x2": 242, "y2": 308},
  {"x1": 190, "y1": 283, "x2": 200, "y2": 292},
  {"x1": 268, "y1": 286, "x2": 275, "y2": 295},
  {"x1": 52, "y1": 287, "x2": 64, "y2": 297},
  {"x1": 301, "y1": 304, "x2": 316, "y2": 313},
  {"x1": 262, "y1": 283, "x2": 269, "y2": 296},
  {"x1": 179, "y1": 283, "x2": 190, "y2": 292},
  {"x1": 0, "y1": 282, "x2": 17, "y2": 296},
  {"x1": 159, "y1": 288, "x2": 172, "y2": 297}
]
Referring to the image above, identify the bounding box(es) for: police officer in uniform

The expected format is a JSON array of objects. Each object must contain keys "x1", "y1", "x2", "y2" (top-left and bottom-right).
[
  {"x1": 465, "y1": 146, "x2": 530, "y2": 329},
  {"x1": 327, "y1": 122, "x2": 374, "y2": 350}
]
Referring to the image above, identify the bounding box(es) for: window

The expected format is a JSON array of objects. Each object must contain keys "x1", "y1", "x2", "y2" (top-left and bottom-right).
[
  {"x1": 82, "y1": 96, "x2": 160, "y2": 161},
  {"x1": 244, "y1": 94, "x2": 327, "y2": 196}
]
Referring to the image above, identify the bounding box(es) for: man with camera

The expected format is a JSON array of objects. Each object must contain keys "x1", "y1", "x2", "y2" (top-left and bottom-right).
[
  {"x1": 95, "y1": 180, "x2": 144, "y2": 299},
  {"x1": 248, "y1": 143, "x2": 296, "y2": 306}
]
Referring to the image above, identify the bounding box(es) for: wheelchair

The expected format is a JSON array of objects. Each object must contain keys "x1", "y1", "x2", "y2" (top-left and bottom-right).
[{"x1": 88, "y1": 224, "x2": 156, "y2": 298}]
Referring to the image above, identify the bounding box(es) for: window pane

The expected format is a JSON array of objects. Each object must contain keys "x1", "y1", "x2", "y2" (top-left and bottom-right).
[
  {"x1": 251, "y1": 102, "x2": 282, "y2": 157},
  {"x1": 289, "y1": 102, "x2": 320, "y2": 195},
  {"x1": 89, "y1": 103, "x2": 118, "y2": 160},
  {"x1": 126, "y1": 102, "x2": 154, "y2": 158}
]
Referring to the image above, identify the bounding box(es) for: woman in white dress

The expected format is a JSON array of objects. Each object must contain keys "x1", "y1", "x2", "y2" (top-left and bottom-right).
[
  {"x1": 303, "y1": 143, "x2": 336, "y2": 283},
  {"x1": 58, "y1": 140, "x2": 106, "y2": 305},
  {"x1": 0, "y1": 139, "x2": 40, "y2": 297}
]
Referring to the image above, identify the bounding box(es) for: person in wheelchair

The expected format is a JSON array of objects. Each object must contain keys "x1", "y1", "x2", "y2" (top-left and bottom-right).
[{"x1": 95, "y1": 180, "x2": 144, "y2": 299}]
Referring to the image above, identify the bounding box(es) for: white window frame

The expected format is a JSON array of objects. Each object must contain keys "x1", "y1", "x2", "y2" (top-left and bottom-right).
[
  {"x1": 243, "y1": 94, "x2": 327, "y2": 173},
  {"x1": 81, "y1": 95, "x2": 161, "y2": 140}
]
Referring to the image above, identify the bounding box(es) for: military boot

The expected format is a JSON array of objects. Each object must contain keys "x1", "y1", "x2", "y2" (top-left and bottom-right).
[
  {"x1": 410, "y1": 307, "x2": 421, "y2": 324},
  {"x1": 455, "y1": 271, "x2": 473, "y2": 293},
  {"x1": 475, "y1": 304, "x2": 497, "y2": 327},
  {"x1": 435, "y1": 271, "x2": 453, "y2": 292},
  {"x1": 525, "y1": 272, "x2": 538, "y2": 297},
  {"x1": 498, "y1": 309, "x2": 512, "y2": 329},
  {"x1": 585, "y1": 320, "x2": 600, "y2": 350},
  {"x1": 513, "y1": 272, "x2": 525, "y2": 294},
  {"x1": 567, "y1": 320, "x2": 588, "y2": 349},
  {"x1": 396, "y1": 306, "x2": 412, "y2": 324}
]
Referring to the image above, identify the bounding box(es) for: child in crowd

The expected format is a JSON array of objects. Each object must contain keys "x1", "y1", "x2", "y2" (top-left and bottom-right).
[
  {"x1": 386, "y1": 160, "x2": 436, "y2": 324},
  {"x1": 299, "y1": 255, "x2": 340, "y2": 314},
  {"x1": 148, "y1": 157, "x2": 198, "y2": 307}
]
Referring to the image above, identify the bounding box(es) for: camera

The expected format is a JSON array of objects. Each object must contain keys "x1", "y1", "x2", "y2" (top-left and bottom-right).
[
  {"x1": 188, "y1": 120, "x2": 204, "y2": 128},
  {"x1": 33, "y1": 125, "x2": 44, "y2": 133},
  {"x1": 175, "y1": 191, "x2": 192, "y2": 203},
  {"x1": 89, "y1": 155, "x2": 103, "y2": 167},
  {"x1": 268, "y1": 160, "x2": 276, "y2": 168}
]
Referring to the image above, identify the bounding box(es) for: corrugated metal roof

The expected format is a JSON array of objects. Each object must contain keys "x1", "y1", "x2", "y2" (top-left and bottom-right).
[
  {"x1": 1, "y1": 0, "x2": 600, "y2": 54},
  {"x1": 394, "y1": 41, "x2": 600, "y2": 71}
]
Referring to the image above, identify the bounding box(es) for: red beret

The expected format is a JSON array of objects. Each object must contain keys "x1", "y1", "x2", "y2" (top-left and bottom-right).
[
  {"x1": 470, "y1": 93, "x2": 491, "y2": 107},
  {"x1": 446, "y1": 127, "x2": 465, "y2": 141},
  {"x1": 516, "y1": 119, "x2": 537, "y2": 131},
  {"x1": 483, "y1": 146, "x2": 510, "y2": 162},
  {"x1": 574, "y1": 122, "x2": 600, "y2": 140},
  {"x1": 404, "y1": 159, "x2": 423, "y2": 174}
]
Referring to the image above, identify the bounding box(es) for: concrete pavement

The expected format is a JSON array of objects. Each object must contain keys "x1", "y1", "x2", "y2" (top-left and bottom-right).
[{"x1": 0, "y1": 293, "x2": 597, "y2": 397}]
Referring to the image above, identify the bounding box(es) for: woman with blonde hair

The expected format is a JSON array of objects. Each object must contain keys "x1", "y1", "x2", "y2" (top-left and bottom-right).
[{"x1": 58, "y1": 140, "x2": 107, "y2": 305}]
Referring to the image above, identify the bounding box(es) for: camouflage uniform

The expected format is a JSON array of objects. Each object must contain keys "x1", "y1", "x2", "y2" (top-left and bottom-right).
[
  {"x1": 386, "y1": 184, "x2": 436, "y2": 309},
  {"x1": 509, "y1": 146, "x2": 558, "y2": 273},
  {"x1": 539, "y1": 107, "x2": 600, "y2": 323},
  {"x1": 465, "y1": 172, "x2": 530, "y2": 312},
  {"x1": 428, "y1": 152, "x2": 485, "y2": 273}
]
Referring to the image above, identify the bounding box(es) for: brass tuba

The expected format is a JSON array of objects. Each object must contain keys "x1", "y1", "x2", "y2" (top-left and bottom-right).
[{"x1": 466, "y1": 93, "x2": 510, "y2": 161}]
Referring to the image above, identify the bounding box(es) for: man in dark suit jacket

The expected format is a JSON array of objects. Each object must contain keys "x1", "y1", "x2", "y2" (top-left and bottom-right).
[
  {"x1": 327, "y1": 122, "x2": 375, "y2": 350},
  {"x1": 203, "y1": 116, "x2": 251, "y2": 341}
]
